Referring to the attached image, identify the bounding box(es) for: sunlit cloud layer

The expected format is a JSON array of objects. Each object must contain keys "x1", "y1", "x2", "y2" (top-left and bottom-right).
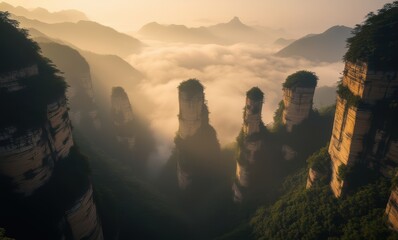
[{"x1": 127, "y1": 42, "x2": 343, "y2": 164}]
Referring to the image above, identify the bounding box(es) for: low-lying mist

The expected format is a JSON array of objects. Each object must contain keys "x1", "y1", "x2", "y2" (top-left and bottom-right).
[{"x1": 126, "y1": 41, "x2": 343, "y2": 166}]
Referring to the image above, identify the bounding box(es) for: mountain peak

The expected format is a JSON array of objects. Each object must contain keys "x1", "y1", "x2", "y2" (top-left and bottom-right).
[{"x1": 229, "y1": 16, "x2": 242, "y2": 24}]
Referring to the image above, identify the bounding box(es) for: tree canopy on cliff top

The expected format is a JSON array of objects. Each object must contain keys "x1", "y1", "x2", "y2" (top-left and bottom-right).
[
  {"x1": 178, "y1": 78, "x2": 204, "y2": 96},
  {"x1": 283, "y1": 70, "x2": 318, "y2": 89},
  {"x1": 344, "y1": 1, "x2": 398, "y2": 70},
  {"x1": 246, "y1": 87, "x2": 264, "y2": 101},
  {"x1": 0, "y1": 11, "x2": 40, "y2": 72}
]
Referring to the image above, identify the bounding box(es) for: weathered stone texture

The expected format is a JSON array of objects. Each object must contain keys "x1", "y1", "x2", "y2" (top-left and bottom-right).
[
  {"x1": 386, "y1": 188, "x2": 398, "y2": 231},
  {"x1": 329, "y1": 61, "x2": 398, "y2": 197},
  {"x1": 329, "y1": 97, "x2": 372, "y2": 197},
  {"x1": 178, "y1": 90, "x2": 204, "y2": 139},
  {"x1": 306, "y1": 168, "x2": 319, "y2": 189},
  {"x1": 0, "y1": 128, "x2": 53, "y2": 195},
  {"x1": 66, "y1": 185, "x2": 104, "y2": 240},
  {"x1": 343, "y1": 62, "x2": 398, "y2": 104},
  {"x1": 47, "y1": 97, "x2": 74, "y2": 159},
  {"x1": 282, "y1": 86, "x2": 315, "y2": 132},
  {"x1": 243, "y1": 98, "x2": 263, "y2": 135}
]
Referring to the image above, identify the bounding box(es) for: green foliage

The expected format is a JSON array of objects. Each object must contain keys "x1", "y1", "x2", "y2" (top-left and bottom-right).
[
  {"x1": 246, "y1": 87, "x2": 264, "y2": 101},
  {"x1": 178, "y1": 78, "x2": 204, "y2": 96},
  {"x1": 392, "y1": 174, "x2": 398, "y2": 189},
  {"x1": 283, "y1": 70, "x2": 318, "y2": 89},
  {"x1": 338, "y1": 164, "x2": 348, "y2": 182},
  {"x1": 0, "y1": 228, "x2": 14, "y2": 240},
  {"x1": 251, "y1": 167, "x2": 397, "y2": 240},
  {"x1": 336, "y1": 82, "x2": 362, "y2": 107},
  {"x1": 344, "y1": 2, "x2": 398, "y2": 70},
  {"x1": 307, "y1": 146, "x2": 331, "y2": 175},
  {"x1": 0, "y1": 11, "x2": 40, "y2": 72},
  {"x1": 0, "y1": 13, "x2": 67, "y2": 130}
]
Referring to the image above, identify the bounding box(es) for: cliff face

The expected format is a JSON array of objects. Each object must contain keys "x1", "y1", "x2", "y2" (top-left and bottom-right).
[
  {"x1": 233, "y1": 87, "x2": 264, "y2": 202},
  {"x1": 0, "y1": 14, "x2": 103, "y2": 239},
  {"x1": 111, "y1": 86, "x2": 135, "y2": 148},
  {"x1": 282, "y1": 86, "x2": 315, "y2": 132},
  {"x1": 281, "y1": 71, "x2": 317, "y2": 133},
  {"x1": 175, "y1": 79, "x2": 220, "y2": 190},
  {"x1": 178, "y1": 86, "x2": 204, "y2": 140},
  {"x1": 38, "y1": 42, "x2": 101, "y2": 129},
  {"x1": 65, "y1": 185, "x2": 104, "y2": 240},
  {"x1": 306, "y1": 168, "x2": 320, "y2": 189},
  {"x1": 386, "y1": 186, "x2": 398, "y2": 231},
  {"x1": 328, "y1": 61, "x2": 398, "y2": 197}
]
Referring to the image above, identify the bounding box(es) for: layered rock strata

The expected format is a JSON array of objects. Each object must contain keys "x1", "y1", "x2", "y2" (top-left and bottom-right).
[
  {"x1": 386, "y1": 184, "x2": 398, "y2": 231},
  {"x1": 0, "y1": 16, "x2": 104, "y2": 238},
  {"x1": 65, "y1": 185, "x2": 104, "y2": 240},
  {"x1": 282, "y1": 71, "x2": 317, "y2": 132},
  {"x1": 329, "y1": 61, "x2": 398, "y2": 197}
]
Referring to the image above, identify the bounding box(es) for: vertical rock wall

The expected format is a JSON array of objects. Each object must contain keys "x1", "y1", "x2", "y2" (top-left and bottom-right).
[
  {"x1": 65, "y1": 185, "x2": 104, "y2": 240},
  {"x1": 386, "y1": 187, "x2": 398, "y2": 231},
  {"x1": 111, "y1": 87, "x2": 135, "y2": 149},
  {"x1": 233, "y1": 87, "x2": 264, "y2": 202},
  {"x1": 178, "y1": 88, "x2": 204, "y2": 140},
  {"x1": 176, "y1": 80, "x2": 205, "y2": 189},
  {"x1": 328, "y1": 61, "x2": 398, "y2": 197},
  {"x1": 0, "y1": 127, "x2": 54, "y2": 195}
]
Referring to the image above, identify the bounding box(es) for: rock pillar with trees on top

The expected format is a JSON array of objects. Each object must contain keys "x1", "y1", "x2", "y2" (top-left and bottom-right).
[
  {"x1": 233, "y1": 87, "x2": 265, "y2": 202},
  {"x1": 175, "y1": 79, "x2": 220, "y2": 190},
  {"x1": 282, "y1": 70, "x2": 317, "y2": 133}
]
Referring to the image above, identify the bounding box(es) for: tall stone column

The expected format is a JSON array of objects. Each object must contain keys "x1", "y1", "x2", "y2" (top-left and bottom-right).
[{"x1": 233, "y1": 87, "x2": 264, "y2": 202}]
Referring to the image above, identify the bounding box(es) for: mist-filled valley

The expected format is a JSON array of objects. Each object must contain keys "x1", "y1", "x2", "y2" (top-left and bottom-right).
[{"x1": 1, "y1": 1, "x2": 398, "y2": 240}]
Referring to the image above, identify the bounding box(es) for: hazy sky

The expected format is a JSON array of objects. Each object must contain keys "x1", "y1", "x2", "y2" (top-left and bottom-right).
[{"x1": 3, "y1": 0, "x2": 393, "y2": 35}]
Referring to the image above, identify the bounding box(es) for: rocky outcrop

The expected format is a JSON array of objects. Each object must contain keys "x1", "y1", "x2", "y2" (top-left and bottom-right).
[
  {"x1": 0, "y1": 15, "x2": 103, "y2": 239},
  {"x1": 111, "y1": 86, "x2": 135, "y2": 149},
  {"x1": 65, "y1": 185, "x2": 104, "y2": 240},
  {"x1": 306, "y1": 168, "x2": 320, "y2": 189},
  {"x1": 175, "y1": 79, "x2": 220, "y2": 190},
  {"x1": 386, "y1": 187, "x2": 398, "y2": 231},
  {"x1": 177, "y1": 79, "x2": 205, "y2": 189},
  {"x1": 37, "y1": 42, "x2": 101, "y2": 129},
  {"x1": 233, "y1": 87, "x2": 264, "y2": 202},
  {"x1": 329, "y1": 61, "x2": 398, "y2": 197},
  {"x1": 282, "y1": 71, "x2": 317, "y2": 132},
  {"x1": 0, "y1": 127, "x2": 53, "y2": 195}
]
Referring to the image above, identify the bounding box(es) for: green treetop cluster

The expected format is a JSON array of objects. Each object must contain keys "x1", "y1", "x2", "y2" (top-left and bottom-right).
[
  {"x1": 344, "y1": 1, "x2": 398, "y2": 70},
  {"x1": 178, "y1": 78, "x2": 204, "y2": 96},
  {"x1": 283, "y1": 71, "x2": 318, "y2": 89},
  {"x1": 246, "y1": 87, "x2": 264, "y2": 101}
]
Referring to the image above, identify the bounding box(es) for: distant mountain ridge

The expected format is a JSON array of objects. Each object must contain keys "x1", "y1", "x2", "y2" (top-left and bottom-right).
[
  {"x1": 0, "y1": 2, "x2": 88, "y2": 23},
  {"x1": 137, "y1": 16, "x2": 286, "y2": 44},
  {"x1": 276, "y1": 25, "x2": 353, "y2": 62},
  {"x1": 10, "y1": 14, "x2": 142, "y2": 57}
]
